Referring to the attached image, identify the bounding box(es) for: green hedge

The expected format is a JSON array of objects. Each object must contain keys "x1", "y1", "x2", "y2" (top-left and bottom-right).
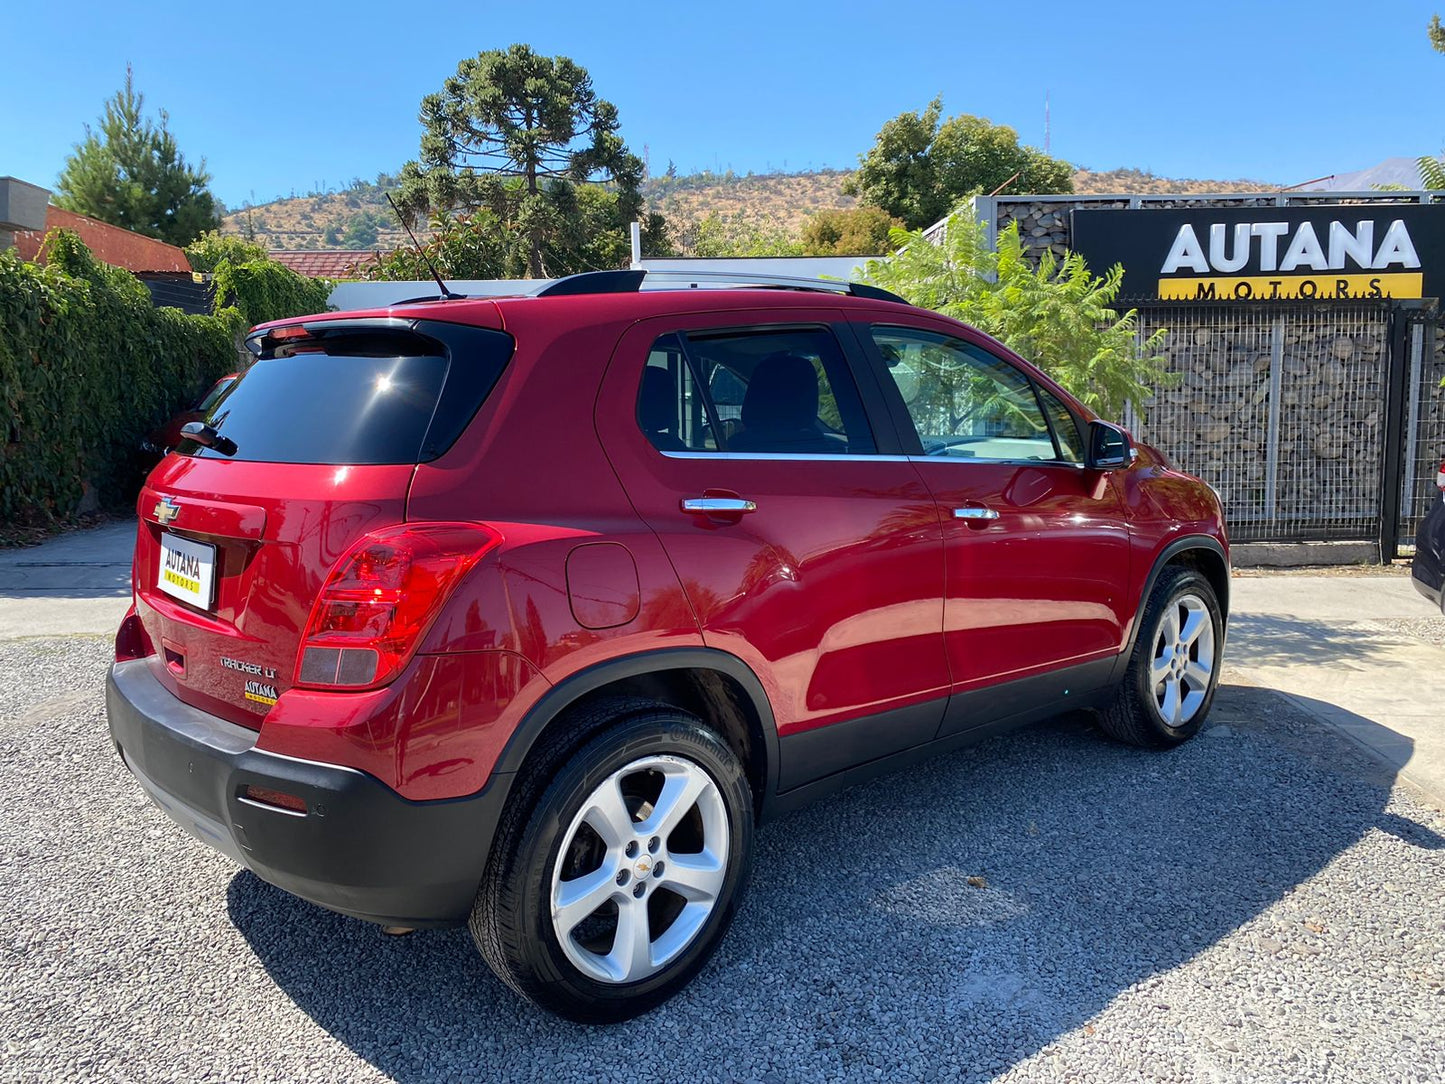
[
  {"x1": 186, "y1": 231, "x2": 333, "y2": 326},
  {"x1": 211, "y1": 257, "x2": 332, "y2": 326},
  {"x1": 0, "y1": 231, "x2": 246, "y2": 526}
]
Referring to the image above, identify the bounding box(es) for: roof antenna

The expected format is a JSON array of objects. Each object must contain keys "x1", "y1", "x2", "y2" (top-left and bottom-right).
[{"x1": 384, "y1": 193, "x2": 461, "y2": 300}]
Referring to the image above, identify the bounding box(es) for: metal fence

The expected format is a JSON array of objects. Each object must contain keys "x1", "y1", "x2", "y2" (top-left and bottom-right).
[
  {"x1": 1125, "y1": 303, "x2": 1397, "y2": 544},
  {"x1": 1398, "y1": 313, "x2": 1445, "y2": 545}
]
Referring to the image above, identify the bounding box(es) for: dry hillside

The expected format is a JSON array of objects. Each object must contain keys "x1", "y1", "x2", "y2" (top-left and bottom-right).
[
  {"x1": 221, "y1": 166, "x2": 1280, "y2": 255},
  {"x1": 1071, "y1": 167, "x2": 1276, "y2": 195}
]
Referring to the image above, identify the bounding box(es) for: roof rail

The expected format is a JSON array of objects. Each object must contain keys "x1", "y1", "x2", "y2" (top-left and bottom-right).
[{"x1": 533, "y1": 268, "x2": 908, "y2": 305}]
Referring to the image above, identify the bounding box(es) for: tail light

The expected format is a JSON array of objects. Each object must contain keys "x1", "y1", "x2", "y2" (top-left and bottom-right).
[
  {"x1": 115, "y1": 605, "x2": 155, "y2": 662},
  {"x1": 295, "y1": 522, "x2": 502, "y2": 691},
  {"x1": 1437, "y1": 460, "x2": 1445, "y2": 494}
]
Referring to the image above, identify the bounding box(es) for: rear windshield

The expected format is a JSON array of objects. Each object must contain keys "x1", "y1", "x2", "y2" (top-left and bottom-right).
[{"x1": 180, "y1": 323, "x2": 511, "y2": 465}]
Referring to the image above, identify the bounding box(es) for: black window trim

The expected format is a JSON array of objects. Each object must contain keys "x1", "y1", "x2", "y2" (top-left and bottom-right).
[{"x1": 1033, "y1": 383, "x2": 1087, "y2": 467}]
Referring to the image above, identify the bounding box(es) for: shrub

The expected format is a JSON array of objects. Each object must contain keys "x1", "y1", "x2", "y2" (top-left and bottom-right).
[
  {"x1": 0, "y1": 232, "x2": 245, "y2": 526},
  {"x1": 800, "y1": 207, "x2": 903, "y2": 255},
  {"x1": 187, "y1": 230, "x2": 332, "y2": 326},
  {"x1": 185, "y1": 231, "x2": 268, "y2": 273},
  {"x1": 862, "y1": 213, "x2": 1172, "y2": 422},
  {"x1": 210, "y1": 257, "x2": 332, "y2": 326}
]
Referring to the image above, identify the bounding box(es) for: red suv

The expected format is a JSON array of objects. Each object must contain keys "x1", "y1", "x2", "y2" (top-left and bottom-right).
[{"x1": 107, "y1": 270, "x2": 1229, "y2": 1021}]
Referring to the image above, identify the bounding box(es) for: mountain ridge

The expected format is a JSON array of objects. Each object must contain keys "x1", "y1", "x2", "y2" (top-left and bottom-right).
[{"x1": 220, "y1": 166, "x2": 1281, "y2": 255}]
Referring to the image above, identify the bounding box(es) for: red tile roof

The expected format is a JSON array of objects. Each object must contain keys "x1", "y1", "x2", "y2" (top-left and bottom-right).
[
  {"x1": 269, "y1": 250, "x2": 381, "y2": 279},
  {"x1": 13, "y1": 206, "x2": 191, "y2": 272}
]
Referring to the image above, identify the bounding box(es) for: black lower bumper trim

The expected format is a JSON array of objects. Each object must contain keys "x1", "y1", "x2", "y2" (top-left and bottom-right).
[
  {"x1": 1412, "y1": 572, "x2": 1442, "y2": 608},
  {"x1": 106, "y1": 658, "x2": 510, "y2": 927}
]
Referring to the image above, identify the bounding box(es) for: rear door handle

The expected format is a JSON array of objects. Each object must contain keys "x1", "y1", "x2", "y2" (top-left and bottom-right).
[
  {"x1": 952, "y1": 506, "x2": 1000, "y2": 520},
  {"x1": 682, "y1": 498, "x2": 757, "y2": 514}
]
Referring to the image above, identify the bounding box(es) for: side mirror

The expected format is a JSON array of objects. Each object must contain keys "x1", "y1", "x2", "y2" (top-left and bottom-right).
[{"x1": 1087, "y1": 421, "x2": 1133, "y2": 470}]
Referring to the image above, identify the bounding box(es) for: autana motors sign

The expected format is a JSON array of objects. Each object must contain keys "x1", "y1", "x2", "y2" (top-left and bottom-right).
[{"x1": 1070, "y1": 204, "x2": 1443, "y2": 301}]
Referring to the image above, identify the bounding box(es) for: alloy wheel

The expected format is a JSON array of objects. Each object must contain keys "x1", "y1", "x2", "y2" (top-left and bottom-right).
[
  {"x1": 1148, "y1": 593, "x2": 1216, "y2": 728},
  {"x1": 549, "y1": 755, "x2": 730, "y2": 984}
]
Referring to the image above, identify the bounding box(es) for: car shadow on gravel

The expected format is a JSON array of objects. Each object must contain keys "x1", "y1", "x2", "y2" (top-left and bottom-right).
[{"x1": 227, "y1": 683, "x2": 1432, "y2": 1083}]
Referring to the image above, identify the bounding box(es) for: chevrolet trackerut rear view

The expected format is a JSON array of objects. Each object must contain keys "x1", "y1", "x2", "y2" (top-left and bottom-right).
[
  {"x1": 128, "y1": 320, "x2": 511, "y2": 725},
  {"x1": 108, "y1": 271, "x2": 1229, "y2": 1022}
]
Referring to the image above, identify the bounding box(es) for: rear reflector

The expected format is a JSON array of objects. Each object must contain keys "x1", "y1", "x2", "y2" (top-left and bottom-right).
[
  {"x1": 240, "y1": 785, "x2": 306, "y2": 814},
  {"x1": 115, "y1": 607, "x2": 155, "y2": 663},
  {"x1": 294, "y1": 521, "x2": 502, "y2": 691}
]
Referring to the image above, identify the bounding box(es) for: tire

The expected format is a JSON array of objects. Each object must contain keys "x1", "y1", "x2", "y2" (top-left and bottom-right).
[
  {"x1": 1096, "y1": 565, "x2": 1224, "y2": 748},
  {"x1": 470, "y1": 702, "x2": 754, "y2": 1023}
]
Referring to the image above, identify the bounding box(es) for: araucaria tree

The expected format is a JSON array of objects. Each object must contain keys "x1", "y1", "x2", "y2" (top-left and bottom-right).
[
  {"x1": 862, "y1": 213, "x2": 1172, "y2": 422},
  {"x1": 55, "y1": 67, "x2": 220, "y2": 247},
  {"x1": 845, "y1": 98, "x2": 1074, "y2": 230},
  {"x1": 397, "y1": 44, "x2": 659, "y2": 277}
]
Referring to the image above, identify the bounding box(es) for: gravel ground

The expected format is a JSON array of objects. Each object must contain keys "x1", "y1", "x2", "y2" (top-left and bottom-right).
[{"x1": 2, "y1": 639, "x2": 1444, "y2": 1084}]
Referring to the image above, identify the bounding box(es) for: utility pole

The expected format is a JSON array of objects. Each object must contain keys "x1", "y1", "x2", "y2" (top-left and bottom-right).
[{"x1": 1044, "y1": 91, "x2": 1051, "y2": 155}]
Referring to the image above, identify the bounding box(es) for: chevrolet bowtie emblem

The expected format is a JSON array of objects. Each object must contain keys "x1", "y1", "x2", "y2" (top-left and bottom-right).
[{"x1": 154, "y1": 496, "x2": 181, "y2": 525}]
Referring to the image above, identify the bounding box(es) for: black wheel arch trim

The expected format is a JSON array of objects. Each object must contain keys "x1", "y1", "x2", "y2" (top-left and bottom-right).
[
  {"x1": 493, "y1": 646, "x2": 782, "y2": 811},
  {"x1": 1111, "y1": 534, "x2": 1230, "y2": 684}
]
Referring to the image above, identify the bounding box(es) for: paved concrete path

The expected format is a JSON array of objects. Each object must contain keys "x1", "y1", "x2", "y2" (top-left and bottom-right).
[
  {"x1": 1227, "y1": 572, "x2": 1445, "y2": 808},
  {"x1": 0, "y1": 520, "x2": 135, "y2": 638}
]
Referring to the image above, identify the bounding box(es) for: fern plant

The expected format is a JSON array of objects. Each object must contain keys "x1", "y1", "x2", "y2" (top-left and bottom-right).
[{"x1": 862, "y1": 213, "x2": 1173, "y2": 422}]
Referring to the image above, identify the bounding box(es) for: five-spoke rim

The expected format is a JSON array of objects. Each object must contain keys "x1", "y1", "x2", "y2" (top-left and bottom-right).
[
  {"x1": 550, "y1": 754, "x2": 729, "y2": 985},
  {"x1": 1149, "y1": 593, "x2": 1216, "y2": 728}
]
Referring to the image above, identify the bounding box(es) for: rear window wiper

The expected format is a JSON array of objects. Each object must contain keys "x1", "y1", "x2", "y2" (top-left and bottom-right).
[{"x1": 180, "y1": 421, "x2": 238, "y2": 457}]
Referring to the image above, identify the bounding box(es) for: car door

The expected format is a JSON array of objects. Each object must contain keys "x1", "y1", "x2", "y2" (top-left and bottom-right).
[
  {"x1": 849, "y1": 319, "x2": 1133, "y2": 737},
  {"x1": 596, "y1": 308, "x2": 949, "y2": 789}
]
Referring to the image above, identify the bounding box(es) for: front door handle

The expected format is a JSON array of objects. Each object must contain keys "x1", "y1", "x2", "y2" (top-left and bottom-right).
[
  {"x1": 952, "y1": 506, "x2": 1000, "y2": 521},
  {"x1": 682, "y1": 497, "x2": 758, "y2": 515}
]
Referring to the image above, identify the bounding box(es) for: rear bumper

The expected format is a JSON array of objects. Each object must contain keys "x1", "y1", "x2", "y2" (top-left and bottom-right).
[{"x1": 106, "y1": 658, "x2": 509, "y2": 927}]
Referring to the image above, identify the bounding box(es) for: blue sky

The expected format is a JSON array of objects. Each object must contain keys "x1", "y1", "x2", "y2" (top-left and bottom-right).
[{"x1": 4, "y1": 0, "x2": 1443, "y2": 209}]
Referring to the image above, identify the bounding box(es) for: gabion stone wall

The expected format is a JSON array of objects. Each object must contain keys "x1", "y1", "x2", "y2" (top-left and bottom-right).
[
  {"x1": 973, "y1": 194, "x2": 1445, "y2": 545},
  {"x1": 1402, "y1": 314, "x2": 1445, "y2": 535},
  {"x1": 1127, "y1": 305, "x2": 1392, "y2": 542}
]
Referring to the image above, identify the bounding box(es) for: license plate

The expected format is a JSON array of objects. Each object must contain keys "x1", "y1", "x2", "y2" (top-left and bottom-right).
[{"x1": 158, "y1": 532, "x2": 216, "y2": 609}]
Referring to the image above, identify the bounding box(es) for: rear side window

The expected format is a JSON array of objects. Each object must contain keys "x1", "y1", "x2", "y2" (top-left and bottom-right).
[
  {"x1": 638, "y1": 326, "x2": 876, "y2": 455},
  {"x1": 194, "y1": 377, "x2": 235, "y2": 413},
  {"x1": 182, "y1": 323, "x2": 512, "y2": 465}
]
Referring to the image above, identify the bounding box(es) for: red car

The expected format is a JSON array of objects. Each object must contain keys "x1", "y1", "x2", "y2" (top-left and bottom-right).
[
  {"x1": 107, "y1": 270, "x2": 1229, "y2": 1021},
  {"x1": 141, "y1": 374, "x2": 238, "y2": 458}
]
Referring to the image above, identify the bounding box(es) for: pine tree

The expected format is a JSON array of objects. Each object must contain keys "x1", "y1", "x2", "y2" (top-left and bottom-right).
[{"x1": 55, "y1": 66, "x2": 220, "y2": 247}]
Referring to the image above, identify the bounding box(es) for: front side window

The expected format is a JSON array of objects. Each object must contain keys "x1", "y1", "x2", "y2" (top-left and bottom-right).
[
  {"x1": 637, "y1": 326, "x2": 876, "y2": 455},
  {"x1": 870, "y1": 327, "x2": 1059, "y2": 462}
]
